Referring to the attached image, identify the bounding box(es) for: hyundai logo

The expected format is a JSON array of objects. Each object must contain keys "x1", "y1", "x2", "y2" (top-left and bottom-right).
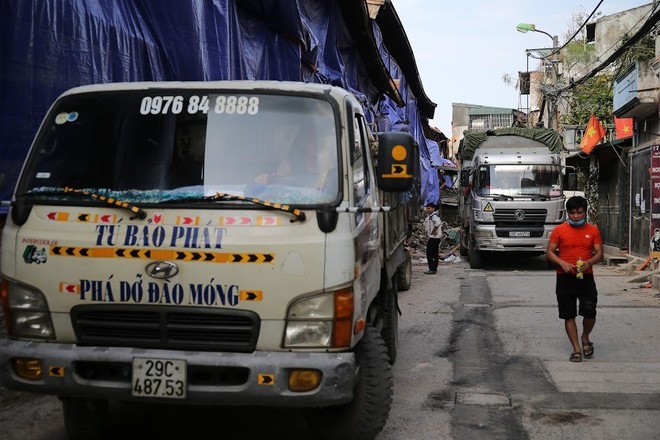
[
  {"x1": 145, "y1": 261, "x2": 179, "y2": 280},
  {"x1": 514, "y1": 209, "x2": 526, "y2": 221}
]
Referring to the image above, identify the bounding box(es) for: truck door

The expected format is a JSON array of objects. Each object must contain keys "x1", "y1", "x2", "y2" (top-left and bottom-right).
[{"x1": 351, "y1": 112, "x2": 380, "y2": 299}]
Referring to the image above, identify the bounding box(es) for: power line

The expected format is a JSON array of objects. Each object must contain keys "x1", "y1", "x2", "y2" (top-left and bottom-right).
[
  {"x1": 567, "y1": 4, "x2": 653, "y2": 81},
  {"x1": 553, "y1": 4, "x2": 660, "y2": 97},
  {"x1": 551, "y1": 0, "x2": 604, "y2": 57}
]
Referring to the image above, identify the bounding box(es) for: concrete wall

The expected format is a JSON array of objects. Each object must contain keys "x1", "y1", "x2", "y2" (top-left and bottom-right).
[{"x1": 594, "y1": 4, "x2": 653, "y2": 64}]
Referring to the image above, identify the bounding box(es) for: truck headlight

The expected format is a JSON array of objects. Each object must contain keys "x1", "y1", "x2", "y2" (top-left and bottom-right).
[
  {"x1": 285, "y1": 321, "x2": 332, "y2": 347},
  {"x1": 1, "y1": 279, "x2": 54, "y2": 340},
  {"x1": 284, "y1": 288, "x2": 353, "y2": 349}
]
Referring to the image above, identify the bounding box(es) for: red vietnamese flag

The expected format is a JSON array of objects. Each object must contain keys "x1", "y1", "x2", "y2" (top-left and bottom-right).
[
  {"x1": 580, "y1": 114, "x2": 606, "y2": 154},
  {"x1": 614, "y1": 116, "x2": 634, "y2": 139}
]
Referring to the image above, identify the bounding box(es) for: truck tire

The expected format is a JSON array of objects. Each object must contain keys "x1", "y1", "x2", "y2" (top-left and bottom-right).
[
  {"x1": 459, "y1": 228, "x2": 469, "y2": 256},
  {"x1": 62, "y1": 397, "x2": 109, "y2": 440},
  {"x1": 381, "y1": 275, "x2": 399, "y2": 364},
  {"x1": 468, "y1": 236, "x2": 483, "y2": 269},
  {"x1": 396, "y1": 249, "x2": 412, "y2": 291},
  {"x1": 304, "y1": 325, "x2": 393, "y2": 440}
]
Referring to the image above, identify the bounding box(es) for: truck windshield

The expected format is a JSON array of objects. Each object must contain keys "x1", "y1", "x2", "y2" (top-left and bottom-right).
[
  {"x1": 475, "y1": 164, "x2": 563, "y2": 198},
  {"x1": 18, "y1": 89, "x2": 340, "y2": 206}
]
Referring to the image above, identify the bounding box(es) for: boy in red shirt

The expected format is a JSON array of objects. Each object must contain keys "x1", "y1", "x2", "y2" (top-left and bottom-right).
[{"x1": 546, "y1": 196, "x2": 603, "y2": 362}]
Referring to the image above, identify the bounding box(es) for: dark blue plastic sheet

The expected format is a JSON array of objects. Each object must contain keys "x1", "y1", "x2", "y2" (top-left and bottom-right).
[{"x1": 0, "y1": 0, "x2": 439, "y2": 213}]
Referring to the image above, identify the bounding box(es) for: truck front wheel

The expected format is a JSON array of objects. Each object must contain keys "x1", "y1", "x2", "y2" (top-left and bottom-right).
[
  {"x1": 304, "y1": 325, "x2": 393, "y2": 440},
  {"x1": 459, "y1": 227, "x2": 469, "y2": 256},
  {"x1": 396, "y1": 249, "x2": 412, "y2": 291},
  {"x1": 62, "y1": 397, "x2": 109, "y2": 440},
  {"x1": 468, "y1": 235, "x2": 483, "y2": 269},
  {"x1": 381, "y1": 274, "x2": 399, "y2": 364}
]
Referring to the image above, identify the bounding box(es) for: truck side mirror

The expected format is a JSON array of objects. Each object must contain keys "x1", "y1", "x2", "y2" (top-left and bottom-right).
[
  {"x1": 567, "y1": 172, "x2": 577, "y2": 190},
  {"x1": 460, "y1": 168, "x2": 471, "y2": 187},
  {"x1": 376, "y1": 132, "x2": 416, "y2": 192}
]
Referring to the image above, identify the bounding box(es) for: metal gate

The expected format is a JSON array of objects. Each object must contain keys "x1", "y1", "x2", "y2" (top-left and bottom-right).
[
  {"x1": 597, "y1": 146, "x2": 627, "y2": 249},
  {"x1": 630, "y1": 148, "x2": 651, "y2": 257}
]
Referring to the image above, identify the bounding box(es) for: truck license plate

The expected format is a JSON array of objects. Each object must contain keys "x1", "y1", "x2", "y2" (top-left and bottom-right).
[
  {"x1": 132, "y1": 358, "x2": 187, "y2": 399},
  {"x1": 509, "y1": 231, "x2": 530, "y2": 237}
]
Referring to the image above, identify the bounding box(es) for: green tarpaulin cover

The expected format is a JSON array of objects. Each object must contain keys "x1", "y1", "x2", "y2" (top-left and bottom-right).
[{"x1": 458, "y1": 127, "x2": 564, "y2": 160}]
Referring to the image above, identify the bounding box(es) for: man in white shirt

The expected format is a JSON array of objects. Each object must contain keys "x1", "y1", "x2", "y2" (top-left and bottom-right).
[{"x1": 423, "y1": 203, "x2": 442, "y2": 274}]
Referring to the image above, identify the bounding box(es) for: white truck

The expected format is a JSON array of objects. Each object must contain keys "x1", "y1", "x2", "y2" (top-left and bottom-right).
[
  {"x1": 0, "y1": 80, "x2": 416, "y2": 439},
  {"x1": 458, "y1": 127, "x2": 572, "y2": 268}
]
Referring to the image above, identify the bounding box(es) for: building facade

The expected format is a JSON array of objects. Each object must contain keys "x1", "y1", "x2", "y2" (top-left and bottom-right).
[{"x1": 560, "y1": 3, "x2": 658, "y2": 257}]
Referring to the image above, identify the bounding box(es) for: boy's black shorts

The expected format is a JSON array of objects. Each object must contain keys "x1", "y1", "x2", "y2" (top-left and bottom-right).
[{"x1": 555, "y1": 274, "x2": 598, "y2": 319}]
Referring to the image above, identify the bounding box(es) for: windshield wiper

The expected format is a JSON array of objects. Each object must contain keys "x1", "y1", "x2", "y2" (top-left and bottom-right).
[
  {"x1": 206, "y1": 192, "x2": 306, "y2": 222},
  {"x1": 23, "y1": 187, "x2": 147, "y2": 219},
  {"x1": 519, "y1": 193, "x2": 549, "y2": 201},
  {"x1": 160, "y1": 191, "x2": 306, "y2": 222},
  {"x1": 488, "y1": 193, "x2": 514, "y2": 201}
]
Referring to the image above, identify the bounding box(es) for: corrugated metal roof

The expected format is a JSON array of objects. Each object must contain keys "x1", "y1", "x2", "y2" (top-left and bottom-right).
[{"x1": 468, "y1": 106, "x2": 515, "y2": 115}]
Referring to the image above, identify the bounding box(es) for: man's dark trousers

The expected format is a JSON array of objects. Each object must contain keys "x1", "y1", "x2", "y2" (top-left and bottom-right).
[{"x1": 426, "y1": 237, "x2": 441, "y2": 272}]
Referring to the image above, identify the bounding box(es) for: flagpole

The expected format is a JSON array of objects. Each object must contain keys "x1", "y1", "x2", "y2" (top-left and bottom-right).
[{"x1": 607, "y1": 141, "x2": 627, "y2": 168}]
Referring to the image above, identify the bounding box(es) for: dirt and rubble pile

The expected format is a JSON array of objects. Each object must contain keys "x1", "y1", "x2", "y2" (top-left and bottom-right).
[{"x1": 405, "y1": 216, "x2": 461, "y2": 262}]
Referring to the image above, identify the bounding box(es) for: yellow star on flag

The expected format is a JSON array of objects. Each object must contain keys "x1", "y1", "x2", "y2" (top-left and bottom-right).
[
  {"x1": 580, "y1": 114, "x2": 606, "y2": 154},
  {"x1": 615, "y1": 116, "x2": 634, "y2": 139}
]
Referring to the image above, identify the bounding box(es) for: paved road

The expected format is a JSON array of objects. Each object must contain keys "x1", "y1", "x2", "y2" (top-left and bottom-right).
[
  {"x1": 1, "y1": 252, "x2": 659, "y2": 439},
  {"x1": 380, "y1": 251, "x2": 660, "y2": 439}
]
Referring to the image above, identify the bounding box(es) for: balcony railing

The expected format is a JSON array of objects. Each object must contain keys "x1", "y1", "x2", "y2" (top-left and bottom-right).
[{"x1": 562, "y1": 124, "x2": 617, "y2": 153}]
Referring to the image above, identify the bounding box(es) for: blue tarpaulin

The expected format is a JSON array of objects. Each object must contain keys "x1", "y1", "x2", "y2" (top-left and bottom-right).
[
  {"x1": 421, "y1": 139, "x2": 442, "y2": 206},
  {"x1": 0, "y1": 0, "x2": 438, "y2": 213}
]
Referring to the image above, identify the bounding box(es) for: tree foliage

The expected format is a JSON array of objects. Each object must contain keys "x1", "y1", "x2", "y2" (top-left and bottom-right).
[
  {"x1": 561, "y1": 7, "x2": 599, "y2": 76},
  {"x1": 561, "y1": 74, "x2": 614, "y2": 125},
  {"x1": 617, "y1": 33, "x2": 655, "y2": 69},
  {"x1": 563, "y1": 41, "x2": 597, "y2": 68}
]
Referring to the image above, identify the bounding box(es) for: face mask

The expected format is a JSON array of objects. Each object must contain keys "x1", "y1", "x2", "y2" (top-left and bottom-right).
[{"x1": 567, "y1": 217, "x2": 586, "y2": 227}]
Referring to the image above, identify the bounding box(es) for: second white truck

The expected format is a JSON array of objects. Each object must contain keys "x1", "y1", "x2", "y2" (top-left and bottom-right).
[{"x1": 458, "y1": 127, "x2": 572, "y2": 268}]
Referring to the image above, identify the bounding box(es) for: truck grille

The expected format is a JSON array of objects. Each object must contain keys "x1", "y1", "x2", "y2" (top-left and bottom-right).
[
  {"x1": 493, "y1": 208, "x2": 547, "y2": 223},
  {"x1": 71, "y1": 305, "x2": 260, "y2": 353}
]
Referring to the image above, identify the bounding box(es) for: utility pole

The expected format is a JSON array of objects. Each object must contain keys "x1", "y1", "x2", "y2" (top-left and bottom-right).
[
  {"x1": 517, "y1": 23, "x2": 560, "y2": 130},
  {"x1": 547, "y1": 35, "x2": 560, "y2": 131}
]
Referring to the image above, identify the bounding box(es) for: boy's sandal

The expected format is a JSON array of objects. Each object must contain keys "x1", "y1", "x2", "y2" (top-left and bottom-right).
[
  {"x1": 570, "y1": 352, "x2": 582, "y2": 362},
  {"x1": 582, "y1": 341, "x2": 594, "y2": 358}
]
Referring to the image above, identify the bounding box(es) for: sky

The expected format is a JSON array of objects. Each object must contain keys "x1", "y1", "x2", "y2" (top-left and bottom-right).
[{"x1": 393, "y1": 0, "x2": 652, "y2": 136}]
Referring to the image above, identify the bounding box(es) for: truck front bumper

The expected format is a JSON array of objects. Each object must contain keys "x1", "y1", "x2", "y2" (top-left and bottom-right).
[
  {"x1": 473, "y1": 224, "x2": 552, "y2": 252},
  {"x1": 0, "y1": 340, "x2": 356, "y2": 407}
]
